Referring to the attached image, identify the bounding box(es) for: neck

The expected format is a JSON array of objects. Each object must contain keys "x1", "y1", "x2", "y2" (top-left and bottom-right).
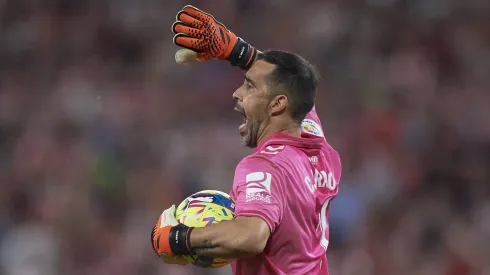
[{"x1": 257, "y1": 120, "x2": 301, "y2": 145}]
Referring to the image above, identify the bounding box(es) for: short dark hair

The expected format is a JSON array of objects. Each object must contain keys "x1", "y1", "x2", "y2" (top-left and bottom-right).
[{"x1": 256, "y1": 50, "x2": 319, "y2": 124}]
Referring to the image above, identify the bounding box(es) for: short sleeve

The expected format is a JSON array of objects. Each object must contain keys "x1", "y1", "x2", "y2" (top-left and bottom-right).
[{"x1": 232, "y1": 156, "x2": 286, "y2": 234}]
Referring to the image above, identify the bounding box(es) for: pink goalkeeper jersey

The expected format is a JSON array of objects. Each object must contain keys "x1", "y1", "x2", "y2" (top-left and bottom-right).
[{"x1": 229, "y1": 108, "x2": 342, "y2": 275}]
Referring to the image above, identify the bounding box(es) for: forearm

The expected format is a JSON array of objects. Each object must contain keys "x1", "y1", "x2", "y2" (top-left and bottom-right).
[{"x1": 189, "y1": 217, "x2": 268, "y2": 258}]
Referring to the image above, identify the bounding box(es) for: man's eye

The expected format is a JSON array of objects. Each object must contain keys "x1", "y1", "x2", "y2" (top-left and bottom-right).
[{"x1": 247, "y1": 82, "x2": 253, "y2": 88}]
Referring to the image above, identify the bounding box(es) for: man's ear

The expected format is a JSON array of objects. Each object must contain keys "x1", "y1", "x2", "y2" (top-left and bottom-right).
[{"x1": 269, "y1": 94, "x2": 288, "y2": 116}]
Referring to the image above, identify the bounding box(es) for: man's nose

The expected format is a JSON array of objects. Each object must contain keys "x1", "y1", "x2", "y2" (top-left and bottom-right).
[{"x1": 232, "y1": 89, "x2": 240, "y2": 101}]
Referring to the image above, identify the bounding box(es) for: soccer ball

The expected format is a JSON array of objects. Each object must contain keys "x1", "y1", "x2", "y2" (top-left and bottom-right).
[{"x1": 175, "y1": 190, "x2": 236, "y2": 268}]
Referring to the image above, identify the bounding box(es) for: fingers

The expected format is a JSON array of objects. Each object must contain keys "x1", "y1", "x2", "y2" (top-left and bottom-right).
[
  {"x1": 173, "y1": 33, "x2": 203, "y2": 53},
  {"x1": 151, "y1": 226, "x2": 158, "y2": 255},
  {"x1": 181, "y1": 5, "x2": 214, "y2": 21},
  {"x1": 172, "y1": 22, "x2": 201, "y2": 38},
  {"x1": 176, "y1": 11, "x2": 203, "y2": 29},
  {"x1": 155, "y1": 225, "x2": 174, "y2": 256},
  {"x1": 173, "y1": 5, "x2": 224, "y2": 62},
  {"x1": 180, "y1": 5, "x2": 218, "y2": 26}
]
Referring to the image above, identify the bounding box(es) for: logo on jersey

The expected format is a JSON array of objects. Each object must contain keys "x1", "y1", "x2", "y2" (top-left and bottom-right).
[
  {"x1": 309, "y1": 156, "x2": 319, "y2": 165},
  {"x1": 301, "y1": 119, "x2": 324, "y2": 137},
  {"x1": 245, "y1": 172, "x2": 272, "y2": 203}
]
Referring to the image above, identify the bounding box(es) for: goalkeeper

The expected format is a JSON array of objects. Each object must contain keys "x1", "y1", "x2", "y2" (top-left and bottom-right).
[{"x1": 152, "y1": 5, "x2": 342, "y2": 275}]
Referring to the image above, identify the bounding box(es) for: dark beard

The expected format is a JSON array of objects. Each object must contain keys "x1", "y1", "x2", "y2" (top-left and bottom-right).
[{"x1": 240, "y1": 117, "x2": 262, "y2": 148}]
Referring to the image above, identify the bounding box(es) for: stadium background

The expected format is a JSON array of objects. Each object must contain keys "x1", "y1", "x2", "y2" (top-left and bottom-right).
[{"x1": 0, "y1": 0, "x2": 489, "y2": 274}]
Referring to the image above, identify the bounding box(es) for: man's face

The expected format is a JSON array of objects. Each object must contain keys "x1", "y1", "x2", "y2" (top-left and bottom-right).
[{"x1": 233, "y1": 60, "x2": 276, "y2": 148}]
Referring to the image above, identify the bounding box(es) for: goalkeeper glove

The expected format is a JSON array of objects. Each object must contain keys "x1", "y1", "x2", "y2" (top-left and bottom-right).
[
  {"x1": 172, "y1": 5, "x2": 257, "y2": 70},
  {"x1": 151, "y1": 205, "x2": 193, "y2": 263}
]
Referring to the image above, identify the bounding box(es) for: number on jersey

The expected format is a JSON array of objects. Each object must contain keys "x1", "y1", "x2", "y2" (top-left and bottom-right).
[{"x1": 318, "y1": 198, "x2": 331, "y2": 251}]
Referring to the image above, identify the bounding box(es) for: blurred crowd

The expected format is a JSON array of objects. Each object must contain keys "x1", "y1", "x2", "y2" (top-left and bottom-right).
[{"x1": 0, "y1": 0, "x2": 489, "y2": 275}]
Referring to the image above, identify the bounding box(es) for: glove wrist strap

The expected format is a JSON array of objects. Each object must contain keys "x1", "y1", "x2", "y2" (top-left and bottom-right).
[
  {"x1": 169, "y1": 224, "x2": 194, "y2": 255},
  {"x1": 228, "y1": 37, "x2": 257, "y2": 70}
]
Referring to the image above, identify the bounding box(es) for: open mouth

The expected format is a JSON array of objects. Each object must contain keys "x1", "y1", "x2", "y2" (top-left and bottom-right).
[{"x1": 234, "y1": 106, "x2": 247, "y2": 132}]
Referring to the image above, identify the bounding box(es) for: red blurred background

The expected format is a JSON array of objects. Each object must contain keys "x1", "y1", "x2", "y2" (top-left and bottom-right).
[{"x1": 0, "y1": 0, "x2": 489, "y2": 275}]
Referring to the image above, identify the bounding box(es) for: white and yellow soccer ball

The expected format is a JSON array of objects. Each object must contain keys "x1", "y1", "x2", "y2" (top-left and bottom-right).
[{"x1": 175, "y1": 190, "x2": 236, "y2": 268}]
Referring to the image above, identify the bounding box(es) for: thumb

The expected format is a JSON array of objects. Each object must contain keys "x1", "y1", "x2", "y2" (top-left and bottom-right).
[
  {"x1": 168, "y1": 205, "x2": 179, "y2": 226},
  {"x1": 169, "y1": 204, "x2": 176, "y2": 213},
  {"x1": 175, "y1": 49, "x2": 201, "y2": 64}
]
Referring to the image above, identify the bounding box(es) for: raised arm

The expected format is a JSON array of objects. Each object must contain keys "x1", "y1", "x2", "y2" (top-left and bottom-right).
[{"x1": 172, "y1": 6, "x2": 324, "y2": 139}]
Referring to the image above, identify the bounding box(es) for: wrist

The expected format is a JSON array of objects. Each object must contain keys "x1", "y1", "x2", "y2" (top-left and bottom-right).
[
  {"x1": 228, "y1": 37, "x2": 257, "y2": 70},
  {"x1": 169, "y1": 224, "x2": 195, "y2": 255}
]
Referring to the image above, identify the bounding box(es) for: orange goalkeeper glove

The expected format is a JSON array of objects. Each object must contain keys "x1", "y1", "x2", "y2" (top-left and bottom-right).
[
  {"x1": 151, "y1": 205, "x2": 193, "y2": 264},
  {"x1": 172, "y1": 5, "x2": 257, "y2": 70}
]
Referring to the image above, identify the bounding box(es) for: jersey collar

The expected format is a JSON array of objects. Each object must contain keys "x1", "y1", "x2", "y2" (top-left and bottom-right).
[{"x1": 255, "y1": 131, "x2": 324, "y2": 153}]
